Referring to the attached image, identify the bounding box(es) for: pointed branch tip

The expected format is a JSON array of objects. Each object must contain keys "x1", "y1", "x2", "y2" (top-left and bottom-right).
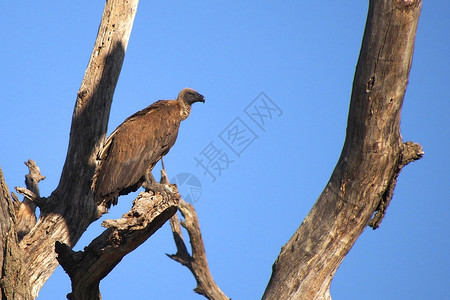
[
  {"x1": 401, "y1": 141, "x2": 424, "y2": 166},
  {"x1": 24, "y1": 159, "x2": 46, "y2": 182}
]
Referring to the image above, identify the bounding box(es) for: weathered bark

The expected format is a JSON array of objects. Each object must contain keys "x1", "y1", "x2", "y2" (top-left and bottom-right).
[
  {"x1": 263, "y1": 1, "x2": 423, "y2": 299},
  {"x1": 153, "y1": 164, "x2": 228, "y2": 300},
  {"x1": 1, "y1": 0, "x2": 425, "y2": 299},
  {"x1": 168, "y1": 200, "x2": 229, "y2": 300},
  {"x1": 56, "y1": 189, "x2": 179, "y2": 300},
  {"x1": 0, "y1": 166, "x2": 32, "y2": 300},
  {"x1": 1, "y1": 1, "x2": 212, "y2": 299},
  {"x1": 6, "y1": 0, "x2": 140, "y2": 298},
  {"x1": 14, "y1": 159, "x2": 45, "y2": 241}
]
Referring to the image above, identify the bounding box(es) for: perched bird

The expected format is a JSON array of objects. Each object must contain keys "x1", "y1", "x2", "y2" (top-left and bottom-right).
[{"x1": 92, "y1": 88, "x2": 205, "y2": 208}]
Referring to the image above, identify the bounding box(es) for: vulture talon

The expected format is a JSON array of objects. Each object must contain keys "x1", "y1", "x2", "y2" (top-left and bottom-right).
[{"x1": 144, "y1": 182, "x2": 170, "y2": 199}]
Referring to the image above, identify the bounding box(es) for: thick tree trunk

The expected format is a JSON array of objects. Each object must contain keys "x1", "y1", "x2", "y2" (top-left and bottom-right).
[
  {"x1": 0, "y1": 0, "x2": 139, "y2": 298},
  {"x1": 0, "y1": 167, "x2": 32, "y2": 300},
  {"x1": 263, "y1": 1, "x2": 423, "y2": 299}
]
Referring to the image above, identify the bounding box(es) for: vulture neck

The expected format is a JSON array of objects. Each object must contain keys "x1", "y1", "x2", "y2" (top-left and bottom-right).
[{"x1": 180, "y1": 101, "x2": 191, "y2": 120}]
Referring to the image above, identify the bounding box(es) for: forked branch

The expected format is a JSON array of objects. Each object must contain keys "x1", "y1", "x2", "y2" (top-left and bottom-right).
[
  {"x1": 158, "y1": 163, "x2": 228, "y2": 300},
  {"x1": 17, "y1": 1, "x2": 140, "y2": 297},
  {"x1": 13, "y1": 159, "x2": 46, "y2": 240},
  {"x1": 168, "y1": 200, "x2": 229, "y2": 300},
  {"x1": 56, "y1": 189, "x2": 179, "y2": 300}
]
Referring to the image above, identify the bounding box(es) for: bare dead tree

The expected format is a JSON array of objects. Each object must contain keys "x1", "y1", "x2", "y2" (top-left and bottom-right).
[
  {"x1": 262, "y1": 1, "x2": 423, "y2": 299},
  {"x1": 0, "y1": 0, "x2": 423, "y2": 299}
]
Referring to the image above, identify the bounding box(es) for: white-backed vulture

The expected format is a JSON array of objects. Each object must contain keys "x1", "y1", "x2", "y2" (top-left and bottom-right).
[{"x1": 92, "y1": 88, "x2": 205, "y2": 208}]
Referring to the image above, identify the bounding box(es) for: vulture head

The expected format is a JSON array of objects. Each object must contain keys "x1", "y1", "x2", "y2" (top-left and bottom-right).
[
  {"x1": 178, "y1": 88, "x2": 205, "y2": 119},
  {"x1": 178, "y1": 88, "x2": 205, "y2": 104}
]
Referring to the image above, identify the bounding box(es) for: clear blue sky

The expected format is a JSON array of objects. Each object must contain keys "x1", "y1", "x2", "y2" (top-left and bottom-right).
[{"x1": 1, "y1": 1, "x2": 449, "y2": 299}]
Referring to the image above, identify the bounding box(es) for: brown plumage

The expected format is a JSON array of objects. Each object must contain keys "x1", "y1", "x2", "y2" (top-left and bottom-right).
[{"x1": 92, "y1": 88, "x2": 205, "y2": 208}]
